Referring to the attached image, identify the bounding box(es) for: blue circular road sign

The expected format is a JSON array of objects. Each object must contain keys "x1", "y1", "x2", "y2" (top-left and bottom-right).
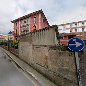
[{"x1": 68, "y1": 38, "x2": 84, "y2": 52}]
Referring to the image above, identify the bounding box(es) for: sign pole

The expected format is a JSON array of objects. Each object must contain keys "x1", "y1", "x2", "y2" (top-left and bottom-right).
[{"x1": 75, "y1": 52, "x2": 82, "y2": 86}]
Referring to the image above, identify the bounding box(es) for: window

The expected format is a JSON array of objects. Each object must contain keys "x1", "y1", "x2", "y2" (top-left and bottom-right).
[
  {"x1": 42, "y1": 17, "x2": 45, "y2": 22},
  {"x1": 82, "y1": 28, "x2": 84, "y2": 32},
  {"x1": 20, "y1": 21, "x2": 22, "y2": 27},
  {"x1": 70, "y1": 24, "x2": 72, "y2": 27},
  {"x1": 70, "y1": 29, "x2": 72, "y2": 32},
  {"x1": 27, "y1": 19, "x2": 28, "y2": 22},
  {"x1": 16, "y1": 29, "x2": 17, "y2": 35},
  {"x1": 82, "y1": 22, "x2": 84, "y2": 25},
  {"x1": 75, "y1": 28, "x2": 77, "y2": 32},
  {"x1": 34, "y1": 16, "x2": 36, "y2": 24},
  {"x1": 24, "y1": 20, "x2": 26, "y2": 23},
  {"x1": 20, "y1": 21, "x2": 22, "y2": 24},
  {"x1": 16, "y1": 22, "x2": 17, "y2": 26},
  {"x1": 75, "y1": 23, "x2": 77, "y2": 26},
  {"x1": 63, "y1": 26, "x2": 66, "y2": 30}
]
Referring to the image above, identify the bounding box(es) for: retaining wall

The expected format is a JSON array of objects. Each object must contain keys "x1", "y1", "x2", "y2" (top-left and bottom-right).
[
  {"x1": 19, "y1": 43, "x2": 77, "y2": 86},
  {"x1": 19, "y1": 26, "x2": 78, "y2": 86}
]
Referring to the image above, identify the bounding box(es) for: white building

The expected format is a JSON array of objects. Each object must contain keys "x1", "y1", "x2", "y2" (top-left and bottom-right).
[{"x1": 58, "y1": 20, "x2": 86, "y2": 33}]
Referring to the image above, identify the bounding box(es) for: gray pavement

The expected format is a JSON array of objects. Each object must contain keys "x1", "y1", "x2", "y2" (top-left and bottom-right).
[{"x1": 0, "y1": 48, "x2": 34, "y2": 86}]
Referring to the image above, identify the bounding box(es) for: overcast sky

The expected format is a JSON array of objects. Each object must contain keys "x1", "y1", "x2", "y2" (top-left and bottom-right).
[{"x1": 0, "y1": 0, "x2": 86, "y2": 34}]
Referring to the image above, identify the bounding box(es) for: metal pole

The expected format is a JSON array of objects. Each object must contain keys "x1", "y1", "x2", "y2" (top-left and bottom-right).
[
  {"x1": 7, "y1": 35, "x2": 9, "y2": 50},
  {"x1": 75, "y1": 52, "x2": 82, "y2": 86}
]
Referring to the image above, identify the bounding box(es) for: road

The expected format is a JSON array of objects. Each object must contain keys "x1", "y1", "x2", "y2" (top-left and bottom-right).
[{"x1": 0, "y1": 48, "x2": 40, "y2": 86}]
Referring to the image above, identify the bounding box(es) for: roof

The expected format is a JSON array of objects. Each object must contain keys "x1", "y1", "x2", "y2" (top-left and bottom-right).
[
  {"x1": 58, "y1": 20, "x2": 86, "y2": 26},
  {"x1": 11, "y1": 9, "x2": 49, "y2": 26},
  {"x1": 8, "y1": 31, "x2": 12, "y2": 34}
]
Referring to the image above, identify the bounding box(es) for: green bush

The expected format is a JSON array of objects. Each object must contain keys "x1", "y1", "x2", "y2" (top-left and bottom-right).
[
  {"x1": 10, "y1": 41, "x2": 18, "y2": 49},
  {"x1": 0, "y1": 42, "x2": 3, "y2": 45}
]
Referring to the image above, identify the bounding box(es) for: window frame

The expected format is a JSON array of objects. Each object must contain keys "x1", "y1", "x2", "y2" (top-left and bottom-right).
[
  {"x1": 75, "y1": 28, "x2": 77, "y2": 32},
  {"x1": 82, "y1": 28, "x2": 84, "y2": 32},
  {"x1": 34, "y1": 16, "x2": 36, "y2": 24}
]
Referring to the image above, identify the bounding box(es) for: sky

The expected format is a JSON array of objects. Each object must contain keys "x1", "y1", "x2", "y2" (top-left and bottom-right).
[{"x1": 0, "y1": 0, "x2": 86, "y2": 34}]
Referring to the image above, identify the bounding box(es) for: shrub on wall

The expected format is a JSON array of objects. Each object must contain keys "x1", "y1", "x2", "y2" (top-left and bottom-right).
[
  {"x1": 9, "y1": 41, "x2": 18, "y2": 49},
  {"x1": 0, "y1": 41, "x2": 3, "y2": 45},
  {"x1": 10, "y1": 41, "x2": 18, "y2": 49}
]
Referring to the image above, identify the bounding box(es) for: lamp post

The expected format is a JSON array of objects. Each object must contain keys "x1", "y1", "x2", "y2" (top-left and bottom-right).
[
  {"x1": 8, "y1": 35, "x2": 9, "y2": 50},
  {"x1": 8, "y1": 31, "x2": 12, "y2": 50}
]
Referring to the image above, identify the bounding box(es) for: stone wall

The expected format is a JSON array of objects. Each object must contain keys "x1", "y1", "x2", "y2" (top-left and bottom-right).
[
  {"x1": 47, "y1": 47, "x2": 77, "y2": 86},
  {"x1": 19, "y1": 26, "x2": 78, "y2": 86},
  {"x1": 19, "y1": 44, "x2": 77, "y2": 86}
]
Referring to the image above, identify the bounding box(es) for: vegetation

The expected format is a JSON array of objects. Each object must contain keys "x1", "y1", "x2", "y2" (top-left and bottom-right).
[
  {"x1": 10, "y1": 41, "x2": 19, "y2": 49},
  {"x1": 0, "y1": 41, "x2": 3, "y2": 45},
  {"x1": 0, "y1": 41, "x2": 19, "y2": 49}
]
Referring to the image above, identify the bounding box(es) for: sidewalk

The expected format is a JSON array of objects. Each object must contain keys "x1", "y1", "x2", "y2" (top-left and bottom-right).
[{"x1": 1, "y1": 47, "x2": 57, "y2": 86}]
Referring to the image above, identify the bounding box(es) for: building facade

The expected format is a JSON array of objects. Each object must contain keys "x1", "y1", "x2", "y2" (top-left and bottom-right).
[
  {"x1": 0, "y1": 35, "x2": 6, "y2": 42},
  {"x1": 11, "y1": 9, "x2": 49, "y2": 41},
  {"x1": 58, "y1": 20, "x2": 86, "y2": 33},
  {"x1": 58, "y1": 20, "x2": 86, "y2": 45}
]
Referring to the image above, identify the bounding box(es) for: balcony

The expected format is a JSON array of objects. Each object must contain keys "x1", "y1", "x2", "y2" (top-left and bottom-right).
[{"x1": 21, "y1": 30, "x2": 29, "y2": 35}]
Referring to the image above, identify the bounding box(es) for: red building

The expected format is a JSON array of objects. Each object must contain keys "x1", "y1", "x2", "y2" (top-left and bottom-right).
[
  {"x1": 60, "y1": 32, "x2": 86, "y2": 45},
  {"x1": 59, "y1": 33, "x2": 76, "y2": 45},
  {"x1": 11, "y1": 9, "x2": 49, "y2": 41}
]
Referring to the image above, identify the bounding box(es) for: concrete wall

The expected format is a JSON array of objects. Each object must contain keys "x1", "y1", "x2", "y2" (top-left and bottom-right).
[
  {"x1": 19, "y1": 42, "x2": 32, "y2": 63},
  {"x1": 32, "y1": 28, "x2": 57, "y2": 45},
  {"x1": 47, "y1": 48, "x2": 77, "y2": 86},
  {"x1": 19, "y1": 26, "x2": 78, "y2": 86},
  {"x1": 19, "y1": 44, "x2": 77, "y2": 86},
  {"x1": 20, "y1": 27, "x2": 58, "y2": 46}
]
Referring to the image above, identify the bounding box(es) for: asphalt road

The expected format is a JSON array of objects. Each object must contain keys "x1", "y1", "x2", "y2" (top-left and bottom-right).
[{"x1": 0, "y1": 49, "x2": 35, "y2": 86}]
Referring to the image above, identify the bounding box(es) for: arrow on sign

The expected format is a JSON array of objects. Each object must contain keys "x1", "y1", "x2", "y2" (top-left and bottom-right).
[{"x1": 69, "y1": 42, "x2": 82, "y2": 47}]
